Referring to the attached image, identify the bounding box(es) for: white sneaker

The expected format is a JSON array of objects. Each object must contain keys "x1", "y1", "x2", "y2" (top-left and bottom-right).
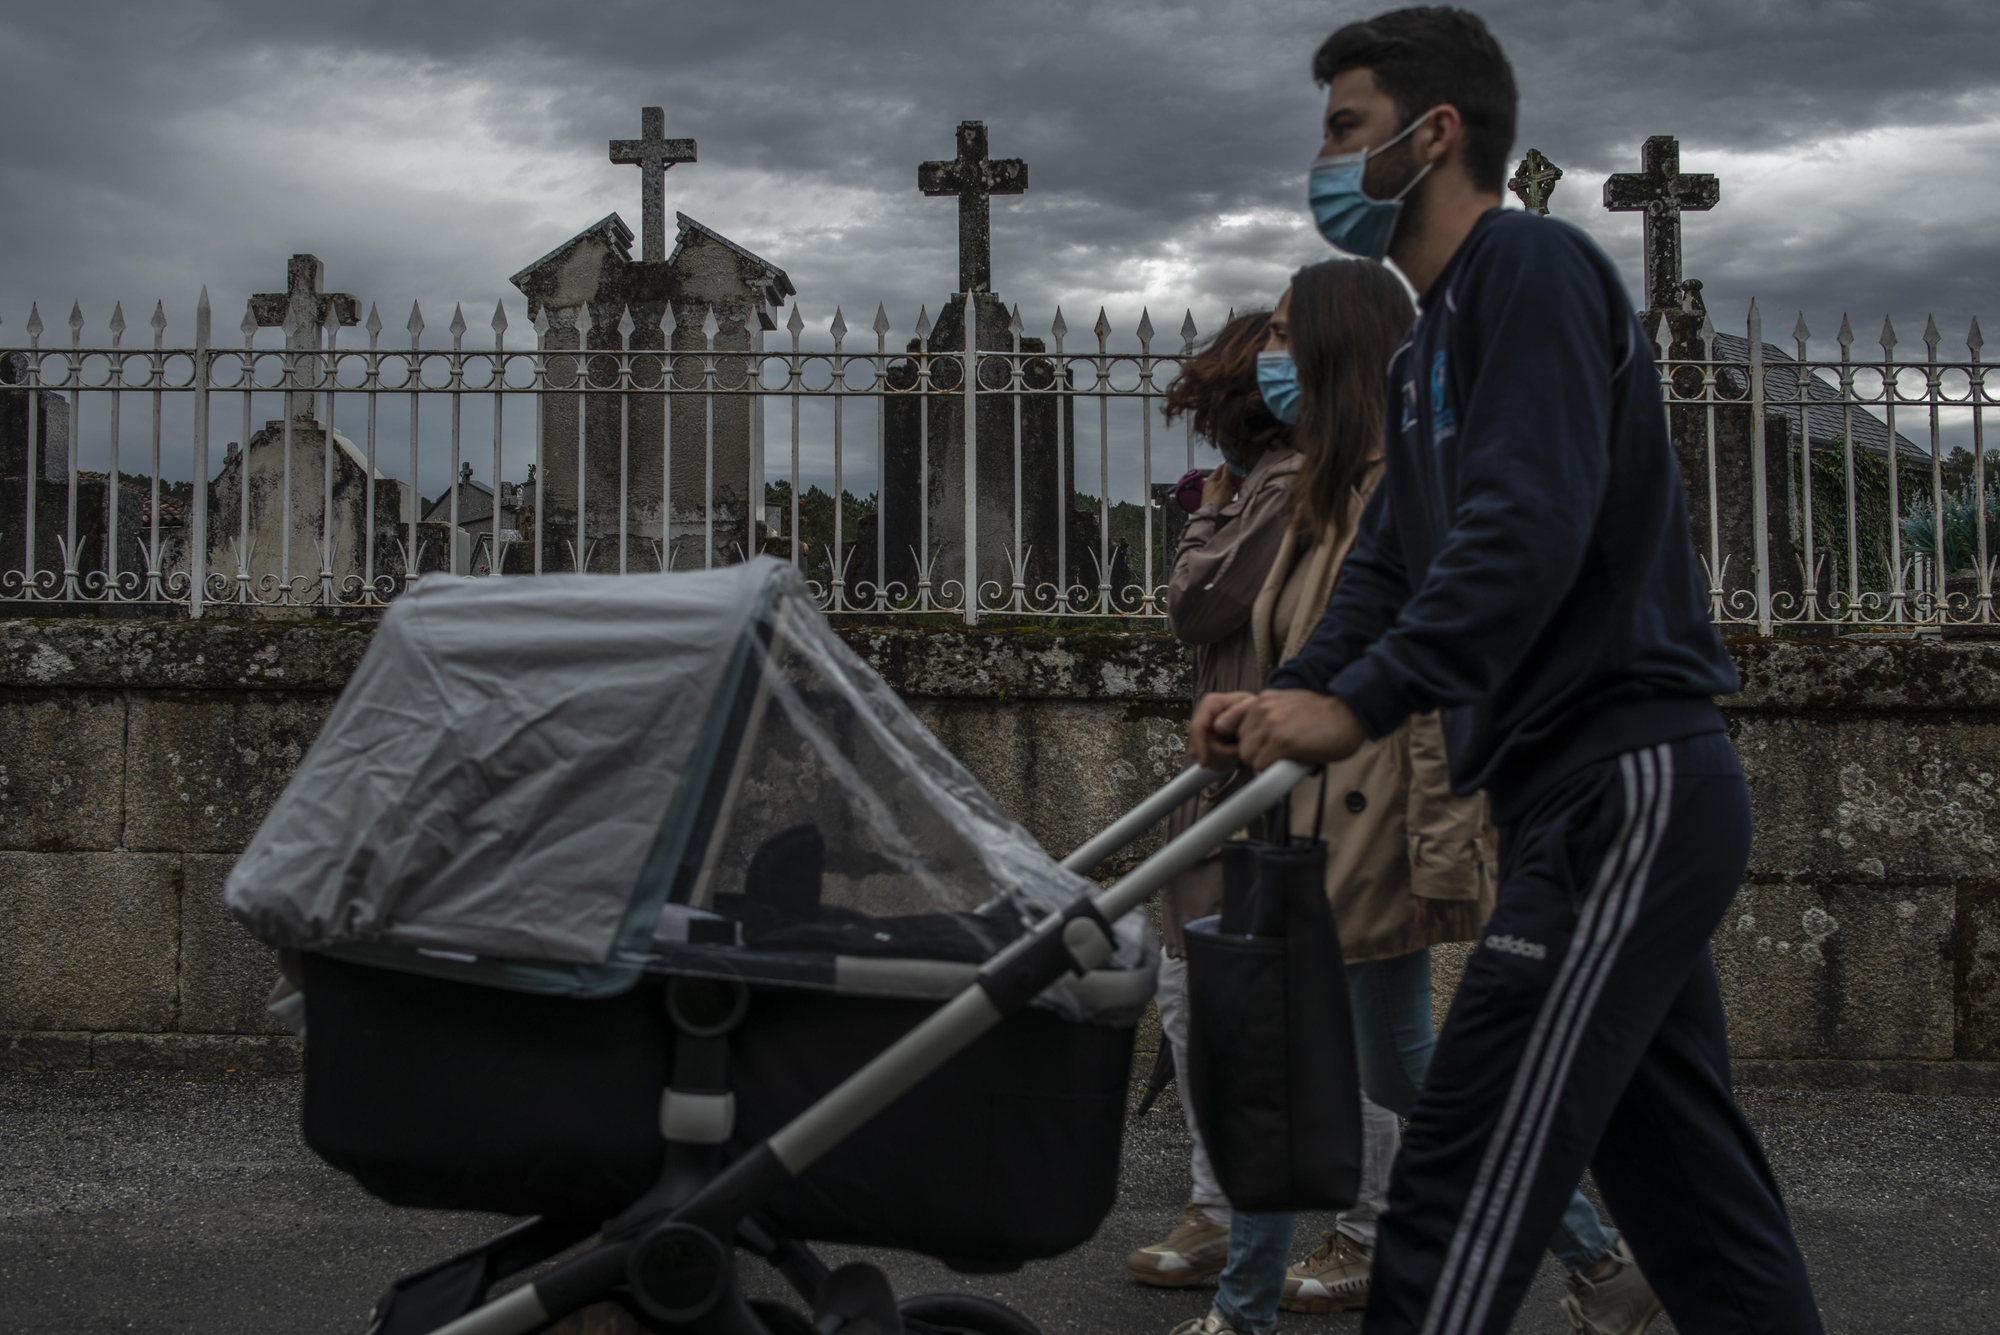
[
  {"x1": 1126, "y1": 1202, "x2": 1231, "y2": 1288},
  {"x1": 1167, "y1": 1308, "x2": 1248, "y2": 1335},
  {"x1": 1560, "y1": 1238, "x2": 1663, "y2": 1335},
  {"x1": 1281, "y1": 1229, "x2": 1372, "y2": 1313}
]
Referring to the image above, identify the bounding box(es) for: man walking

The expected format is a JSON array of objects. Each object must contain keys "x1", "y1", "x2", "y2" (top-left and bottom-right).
[{"x1": 1191, "y1": 9, "x2": 1822, "y2": 1333}]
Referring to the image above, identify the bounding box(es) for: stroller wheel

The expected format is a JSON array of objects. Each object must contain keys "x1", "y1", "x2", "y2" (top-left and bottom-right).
[
  {"x1": 750, "y1": 1299, "x2": 818, "y2": 1335},
  {"x1": 898, "y1": 1294, "x2": 1042, "y2": 1335}
]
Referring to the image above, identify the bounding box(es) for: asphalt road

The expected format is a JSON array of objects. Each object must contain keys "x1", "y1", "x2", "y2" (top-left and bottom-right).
[{"x1": 1, "y1": 1072, "x2": 1994, "y2": 1334}]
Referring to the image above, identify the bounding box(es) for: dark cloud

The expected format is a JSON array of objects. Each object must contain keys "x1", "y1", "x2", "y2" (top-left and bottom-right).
[{"x1": 0, "y1": 0, "x2": 1992, "y2": 472}]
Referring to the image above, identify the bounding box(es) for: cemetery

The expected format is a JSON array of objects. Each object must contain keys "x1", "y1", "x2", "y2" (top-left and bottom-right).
[{"x1": 1, "y1": 17, "x2": 1997, "y2": 1326}]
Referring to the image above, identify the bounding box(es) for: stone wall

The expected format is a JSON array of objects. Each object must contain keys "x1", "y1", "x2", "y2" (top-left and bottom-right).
[{"x1": 1, "y1": 614, "x2": 1995, "y2": 1091}]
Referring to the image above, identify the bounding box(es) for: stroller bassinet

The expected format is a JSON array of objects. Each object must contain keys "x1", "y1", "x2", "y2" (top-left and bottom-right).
[{"x1": 227, "y1": 560, "x2": 1167, "y2": 1307}]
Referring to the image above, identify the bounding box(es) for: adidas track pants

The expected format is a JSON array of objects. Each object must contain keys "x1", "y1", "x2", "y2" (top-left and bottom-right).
[{"x1": 1366, "y1": 731, "x2": 1821, "y2": 1334}]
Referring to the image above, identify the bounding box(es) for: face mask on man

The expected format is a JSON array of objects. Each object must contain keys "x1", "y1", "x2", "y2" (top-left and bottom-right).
[
  {"x1": 1256, "y1": 350, "x2": 1302, "y2": 426},
  {"x1": 1307, "y1": 109, "x2": 1437, "y2": 260}
]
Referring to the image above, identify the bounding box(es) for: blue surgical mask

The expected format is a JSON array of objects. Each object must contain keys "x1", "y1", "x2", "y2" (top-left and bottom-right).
[
  {"x1": 1256, "y1": 350, "x2": 1302, "y2": 426},
  {"x1": 1307, "y1": 110, "x2": 1436, "y2": 260}
]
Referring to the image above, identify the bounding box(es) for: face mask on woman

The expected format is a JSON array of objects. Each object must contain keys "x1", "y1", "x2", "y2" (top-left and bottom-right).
[
  {"x1": 1306, "y1": 109, "x2": 1437, "y2": 261},
  {"x1": 1256, "y1": 350, "x2": 1302, "y2": 426}
]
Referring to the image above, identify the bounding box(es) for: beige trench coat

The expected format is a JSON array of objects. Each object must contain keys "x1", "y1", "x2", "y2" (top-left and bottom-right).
[
  {"x1": 1250, "y1": 479, "x2": 1496, "y2": 963},
  {"x1": 1158, "y1": 462, "x2": 1495, "y2": 962}
]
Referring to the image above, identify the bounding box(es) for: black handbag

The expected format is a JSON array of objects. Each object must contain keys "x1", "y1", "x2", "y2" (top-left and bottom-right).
[{"x1": 1182, "y1": 791, "x2": 1362, "y2": 1212}]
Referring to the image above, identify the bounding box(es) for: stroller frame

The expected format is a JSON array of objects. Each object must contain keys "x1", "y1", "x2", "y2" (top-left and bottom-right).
[{"x1": 375, "y1": 758, "x2": 1312, "y2": 1335}]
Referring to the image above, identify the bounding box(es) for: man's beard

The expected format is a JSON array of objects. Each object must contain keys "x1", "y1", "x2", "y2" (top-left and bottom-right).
[{"x1": 1360, "y1": 133, "x2": 1432, "y2": 256}]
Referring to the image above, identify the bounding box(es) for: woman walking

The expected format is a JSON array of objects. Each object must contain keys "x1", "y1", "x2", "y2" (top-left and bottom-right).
[{"x1": 1126, "y1": 310, "x2": 1405, "y2": 1294}]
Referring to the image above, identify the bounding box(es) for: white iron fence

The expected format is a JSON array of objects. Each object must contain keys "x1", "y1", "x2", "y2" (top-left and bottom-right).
[{"x1": 0, "y1": 289, "x2": 1991, "y2": 630}]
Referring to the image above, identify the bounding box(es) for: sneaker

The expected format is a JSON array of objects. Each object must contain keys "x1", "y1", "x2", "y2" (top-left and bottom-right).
[
  {"x1": 1560, "y1": 1238, "x2": 1662, "y2": 1335},
  {"x1": 1126, "y1": 1203, "x2": 1231, "y2": 1288},
  {"x1": 1280, "y1": 1229, "x2": 1372, "y2": 1313},
  {"x1": 1167, "y1": 1309, "x2": 1247, "y2": 1335}
]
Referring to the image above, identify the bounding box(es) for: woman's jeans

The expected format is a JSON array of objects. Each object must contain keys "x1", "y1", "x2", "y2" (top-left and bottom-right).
[{"x1": 1214, "y1": 948, "x2": 1619, "y2": 1335}]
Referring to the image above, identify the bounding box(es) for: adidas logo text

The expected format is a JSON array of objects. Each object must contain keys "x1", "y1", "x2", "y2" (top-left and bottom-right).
[{"x1": 1483, "y1": 933, "x2": 1548, "y2": 960}]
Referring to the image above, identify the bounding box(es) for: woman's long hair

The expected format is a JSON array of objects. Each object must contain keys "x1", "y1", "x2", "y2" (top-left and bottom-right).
[
  {"x1": 1287, "y1": 260, "x2": 1417, "y2": 539},
  {"x1": 1162, "y1": 310, "x2": 1289, "y2": 461}
]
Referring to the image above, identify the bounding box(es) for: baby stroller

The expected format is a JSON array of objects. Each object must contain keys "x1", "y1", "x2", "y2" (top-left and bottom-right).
[{"x1": 228, "y1": 558, "x2": 1310, "y2": 1335}]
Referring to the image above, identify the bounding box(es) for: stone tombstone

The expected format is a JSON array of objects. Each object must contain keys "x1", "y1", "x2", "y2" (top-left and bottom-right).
[
  {"x1": 2, "y1": 330, "x2": 187, "y2": 601},
  {"x1": 1603, "y1": 135, "x2": 1719, "y2": 318},
  {"x1": 0, "y1": 349, "x2": 78, "y2": 587},
  {"x1": 510, "y1": 108, "x2": 794, "y2": 573},
  {"x1": 878, "y1": 122, "x2": 1095, "y2": 613},
  {"x1": 207, "y1": 258, "x2": 411, "y2": 604},
  {"x1": 207, "y1": 420, "x2": 413, "y2": 605}
]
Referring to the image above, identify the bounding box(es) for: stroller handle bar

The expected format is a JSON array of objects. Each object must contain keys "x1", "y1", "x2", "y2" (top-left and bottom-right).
[
  {"x1": 427, "y1": 759, "x2": 1311, "y2": 1335},
  {"x1": 1058, "y1": 764, "x2": 1231, "y2": 875}
]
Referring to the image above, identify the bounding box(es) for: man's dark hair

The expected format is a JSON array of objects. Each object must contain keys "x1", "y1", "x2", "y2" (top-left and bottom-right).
[{"x1": 1313, "y1": 8, "x2": 1517, "y2": 193}]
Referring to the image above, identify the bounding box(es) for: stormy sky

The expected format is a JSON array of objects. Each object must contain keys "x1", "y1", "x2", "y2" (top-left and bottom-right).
[{"x1": 3, "y1": 0, "x2": 1995, "y2": 493}]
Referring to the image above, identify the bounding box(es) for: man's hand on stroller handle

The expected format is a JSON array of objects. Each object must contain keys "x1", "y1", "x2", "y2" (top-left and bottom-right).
[{"x1": 1191, "y1": 688, "x2": 1367, "y2": 771}]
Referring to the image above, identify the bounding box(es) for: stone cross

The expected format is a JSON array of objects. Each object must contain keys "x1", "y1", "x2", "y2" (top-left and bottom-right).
[
  {"x1": 1603, "y1": 135, "x2": 1720, "y2": 313},
  {"x1": 249, "y1": 254, "x2": 359, "y2": 420},
  {"x1": 609, "y1": 106, "x2": 697, "y2": 264},
  {"x1": 1507, "y1": 148, "x2": 1563, "y2": 216},
  {"x1": 918, "y1": 121, "x2": 1027, "y2": 295}
]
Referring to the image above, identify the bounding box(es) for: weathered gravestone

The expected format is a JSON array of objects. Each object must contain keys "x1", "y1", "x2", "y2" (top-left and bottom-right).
[
  {"x1": 1590, "y1": 142, "x2": 1920, "y2": 626},
  {"x1": 510, "y1": 108, "x2": 795, "y2": 572},
  {"x1": 1, "y1": 306, "x2": 185, "y2": 603},
  {"x1": 1597, "y1": 138, "x2": 1789, "y2": 619},
  {"x1": 207, "y1": 256, "x2": 413, "y2": 605},
  {"x1": 876, "y1": 122, "x2": 1105, "y2": 613}
]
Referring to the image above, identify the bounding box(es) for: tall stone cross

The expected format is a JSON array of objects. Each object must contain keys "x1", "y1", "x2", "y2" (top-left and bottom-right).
[
  {"x1": 919, "y1": 121, "x2": 1027, "y2": 295},
  {"x1": 610, "y1": 106, "x2": 697, "y2": 263},
  {"x1": 1603, "y1": 135, "x2": 1720, "y2": 313},
  {"x1": 249, "y1": 254, "x2": 359, "y2": 421},
  {"x1": 1507, "y1": 148, "x2": 1563, "y2": 215}
]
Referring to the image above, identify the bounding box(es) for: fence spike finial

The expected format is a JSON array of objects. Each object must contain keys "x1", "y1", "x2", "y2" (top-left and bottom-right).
[
  {"x1": 616, "y1": 302, "x2": 634, "y2": 345},
  {"x1": 1093, "y1": 306, "x2": 1112, "y2": 351},
  {"x1": 785, "y1": 303, "x2": 804, "y2": 344},
  {"x1": 829, "y1": 306, "x2": 847, "y2": 348},
  {"x1": 449, "y1": 303, "x2": 467, "y2": 350},
  {"x1": 1879, "y1": 315, "x2": 1897, "y2": 354},
  {"x1": 239, "y1": 301, "x2": 257, "y2": 347},
  {"x1": 1793, "y1": 312, "x2": 1809, "y2": 346},
  {"x1": 1180, "y1": 309, "x2": 1197, "y2": 350},
  {"x1": 1135, "y1": 307, "x2": 1154, "y2": 349},
  {"x1": 701, "y1": 305, "x2": 719, "y2": 346},
  {"x1": 365, "y1": 302, "x2": 382, "y2": 349},
  {"x1": 407, "y1": 300, "x2": 425, "y2": 348},
  {"x1": 1970, "y1": 317, "x2": 1984, "y2": 359},
  {"x1": 1050, "y1": 306, "x2": 1066, "y2": 345},
  {"x1": 149, "y1": 300, "x2": 165, "y2": 349},
  {"x1": 492, "y1": 300, "x2": 510, "y2": 348},
  {"x1": 109, "y1": 300, "x2": 126, "y2": 348},
  {"x1": 1008, "y1": 304, "x2": 1023, "y2": 339},
  {"x1": 1836, "y1": 312, "x2": 1853, "y2": 351},
  {"x1": 68, "y1": 301, "x2": 84, "y2": 348},
  {"x1": 532, "y1": 306, "x2": 549, "y2": 347},
  {"x1": 25, "y1": 302, "x2": 41, "y2": 348},
  {"x1": 872, "y1": 303, "x2": 891, "y2": 339},
  {"x1": 195, "y1": 286, "x2": 211, "y2": 350},
  {"x1": 1923, "y1": 313, "x2": 1940, "y2": 353},
  {"x1": 915, "y1": 304, "x2": 932, "y2": 342}
]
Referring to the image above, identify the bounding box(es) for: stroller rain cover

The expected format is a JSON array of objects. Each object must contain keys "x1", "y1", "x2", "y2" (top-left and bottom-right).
[{"x1": 226, "y1": 558, "x2": 1151, "y2": 1021}]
